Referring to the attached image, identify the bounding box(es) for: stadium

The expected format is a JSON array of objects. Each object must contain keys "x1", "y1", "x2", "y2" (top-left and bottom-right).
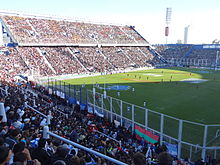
[{"x1": 0, "y1": 7, "x2": 220, "y2": 165}]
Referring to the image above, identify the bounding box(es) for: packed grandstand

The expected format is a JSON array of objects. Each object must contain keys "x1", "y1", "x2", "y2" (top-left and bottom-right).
[{"x1": 0, "y1": 11, "x2": 220, "y2": 165}]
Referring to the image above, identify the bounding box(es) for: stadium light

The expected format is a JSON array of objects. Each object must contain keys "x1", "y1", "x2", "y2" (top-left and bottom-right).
[
  {"x1": 165, "y1": 7, "x2": 172, "y2": 44},
  {"x1": 166, "y1": 8, "x2": 172, "y2": 25}
]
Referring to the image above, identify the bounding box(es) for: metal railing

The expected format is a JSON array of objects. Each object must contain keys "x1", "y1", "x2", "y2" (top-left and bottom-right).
[
  {"x1": 35, "y1": 78, "x2": 220, "y2": 161},
  {"x1": 25, "y1": 103, "x2": 127, "y2": 165},
  {"x1": 43, "y1": 126, "x2": 127, "y2": 165},
  {"x1": 86, "y1": 89, "x2": 220, "y2": 161}
]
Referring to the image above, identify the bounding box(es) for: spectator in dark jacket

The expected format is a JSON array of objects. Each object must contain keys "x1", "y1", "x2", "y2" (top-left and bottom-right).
[
  {"x1": 132, "y1": 152, "x2": 146, "y2": 165},
  {"x1": 0, "y1": 146, "x2": 12, "y2": 165},
  {"x1": 5, "y1": 128, "x2": 21, "y2": 149},
  {"x1": 31, "y1": 138, "x2": 52, "y2": 165},
  {"x1": 158, "y1": 152, "x2": 173, "y2": 165},
  {"x1": 52, "y1": 146, "x2": 72, "y2": 165}
]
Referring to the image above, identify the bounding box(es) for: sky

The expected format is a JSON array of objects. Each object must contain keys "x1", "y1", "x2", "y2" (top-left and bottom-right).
[{"x1": 0, "y1": 0, "x2": 220, "y2": 44}]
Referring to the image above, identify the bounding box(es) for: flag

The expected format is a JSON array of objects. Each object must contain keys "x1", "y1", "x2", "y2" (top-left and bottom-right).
[{"x1": 135, "y1": 125, "x2": 159, "y2": 144}]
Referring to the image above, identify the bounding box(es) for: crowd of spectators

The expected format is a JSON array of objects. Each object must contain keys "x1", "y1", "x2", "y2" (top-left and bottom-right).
[
  {"x1": 0, "y1": 46, "x2": 157, "y2": 82},
  {"x1": 1, "y1": 80, "x2": 211, "y2": 165},
  {"x1": 122, "y1": 47, "x2": 157, "y2": 67},
  {"x1": 189, "y1": 49, "x2": 219, "y2": 66},
  {"x1": 1, "y1": 16, "x2": 36, "y2": 43},
  {"x1": 139, "y1": 47, "x2": 161, "y2": 66},
  {"x1": 0, "y1": 47, "x2": 28, "y2": 83},
  {"x1": 120, "y1": 26, "x2": 146, "y2": 44},
  {"x1": 70, "y1": 47, "x2": 113, "y2": 73},
  {"x1": 38, "y1": 47, "x2": 86, "y2": 75},
  {"x1": 0, "y1": 14, "x2": 159, "y2": 81},
  {"x1": 1, "y1": 15, "x2": 148, "y2": 44},
  {"x1": 154, "y1": 45, "x2": 220, "y2": 67},
  {"x1": 154, "y1": 45, "x2": 193, "y2": 60},
  {"x1": 1, "y1": 44, "x2": 218, "y2": 84},
  {"x1": 102, "y1": 47, "x2": 135, "y2": 69},
  {"x1": 17, "y1": 47, "x2": 55, "y2": 76}
]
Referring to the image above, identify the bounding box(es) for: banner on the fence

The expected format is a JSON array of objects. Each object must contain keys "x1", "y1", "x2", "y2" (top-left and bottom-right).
[
  {"x1": 164, "y1": 142, "x2": 178, "y2": 157},
  {"x1": 135, "y1": 125, "x2": 159, "y2": 144}
]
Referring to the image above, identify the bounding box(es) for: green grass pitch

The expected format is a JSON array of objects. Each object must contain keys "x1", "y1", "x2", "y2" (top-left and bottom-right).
[
  {"x1": 63, "y1": 67, "x2": 220, "y2": 125},
  {"x1": 60, "y1": 67, "x2": 220, "y2": 146}
]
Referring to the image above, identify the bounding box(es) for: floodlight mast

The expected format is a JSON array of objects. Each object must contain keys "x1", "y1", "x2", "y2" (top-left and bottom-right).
[{"x1": 165, "y1": 8, "x2": 172, "y2": 44}]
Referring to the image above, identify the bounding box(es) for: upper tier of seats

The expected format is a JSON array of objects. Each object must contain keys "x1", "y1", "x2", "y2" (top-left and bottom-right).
[{"x1": 0, "y1": 15, "x2": 148, "y2": 44}]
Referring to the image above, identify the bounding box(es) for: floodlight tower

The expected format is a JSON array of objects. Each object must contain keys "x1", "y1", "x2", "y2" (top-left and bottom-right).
[{"x1": 165, "y1": 8, "x2": 172, "y2": 44}]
